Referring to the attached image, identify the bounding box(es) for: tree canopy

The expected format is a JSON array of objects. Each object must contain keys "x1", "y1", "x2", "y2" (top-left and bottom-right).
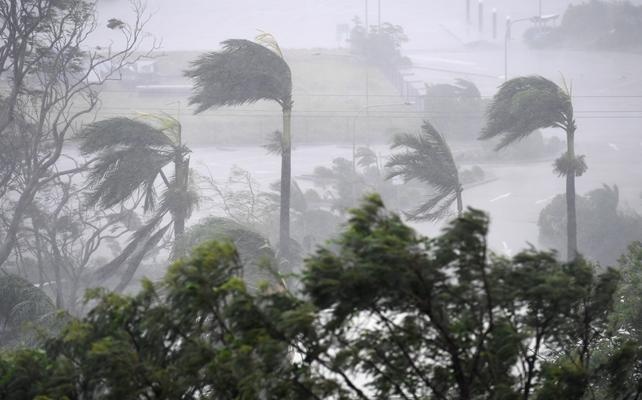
[{"x1": 2, "y1": 195, "x2": 640, "y2": 399}]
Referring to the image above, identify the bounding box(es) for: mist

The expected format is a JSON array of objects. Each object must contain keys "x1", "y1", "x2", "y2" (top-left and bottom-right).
[{"x1": 2, "y1": 0, "x2": 642, "y2": 396}]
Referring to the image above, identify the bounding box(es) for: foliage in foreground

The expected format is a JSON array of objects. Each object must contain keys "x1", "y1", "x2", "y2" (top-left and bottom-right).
[{"x1": 1, "y1": 196, "x2": 641, "y2": 399}]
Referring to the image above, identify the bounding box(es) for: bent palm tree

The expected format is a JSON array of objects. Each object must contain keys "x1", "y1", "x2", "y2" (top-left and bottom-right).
[
  {"x1": 79, "y1": 116, "x2": 198, "y2": 289},
  {"x1": 387, "y1": 121, "x2": 463, "y2": 221},
  {"x1": 480, "y1": 76, "x2": 585, "y2": 261},
  {"x1": 185, "y1": 37, "x2": 293, "y2": 262}
]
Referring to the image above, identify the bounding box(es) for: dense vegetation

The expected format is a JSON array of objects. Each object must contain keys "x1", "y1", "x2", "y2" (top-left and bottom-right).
[
  {"x1": 0, "y1": 1, "x2": 640, "y2": 399},
  {"x1": 2, "y1": 196, "x2": 642, "y2": 399}
]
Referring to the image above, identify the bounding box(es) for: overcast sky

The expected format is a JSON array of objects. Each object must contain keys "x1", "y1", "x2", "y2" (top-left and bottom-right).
[{"x1": 96, "y1": 0, "x2": 618, "y2": 50}]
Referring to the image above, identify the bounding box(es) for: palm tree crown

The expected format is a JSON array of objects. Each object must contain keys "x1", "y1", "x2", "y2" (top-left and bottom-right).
[
  {"x1": 387, "y1": 121, "x2": 462, "y2": 221},
  {"x1": 79, "y1": 117, "x2": 192, "y2": 213},
  {"x1": 185, "y1": 39, "x2": 293, "y2": 112},
  {"x1": 78, "y1": 116, "x2": 198, "y2": 290},
  {"x1": 185, "y1": 37, "x2": 294, "y2": 263},
  {"x1": 480, "y1": 76, "x2": 572, "y2": 149},
  {"x1": 480, "y1": 75, "x2": 583, "y2": 261}
]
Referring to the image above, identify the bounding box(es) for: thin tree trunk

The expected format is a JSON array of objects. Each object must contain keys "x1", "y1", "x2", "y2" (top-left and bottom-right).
[
  {"x1": 172, "y1": 157, "x2": 189, "y2": 239},
  {"x1": 566, "y1": 127, "x2": 578, "y2": 262},
  {"x1": 279, "y1": 105, "x2": 292, "y2": 266},
  {"x1": 456, "y1": 186, "x2": 464, "y2": 217}
]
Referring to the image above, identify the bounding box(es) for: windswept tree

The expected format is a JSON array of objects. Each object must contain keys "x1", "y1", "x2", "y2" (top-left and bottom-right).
[
  {"x1": 185, "y1": 36, "x2": 294, "y2": 263},
  {"x1": 78, "y1": 115, "x2": 198, "y2": 290},
  {"x1": 387, "y1": 121, "x2": 463, "y2": 221},
  {"x1": 0, "y1": 0, "x2": 153, "y2": 268},
  {"x1": 480, "y1": 76, "x2": 584, "y2": 261}
]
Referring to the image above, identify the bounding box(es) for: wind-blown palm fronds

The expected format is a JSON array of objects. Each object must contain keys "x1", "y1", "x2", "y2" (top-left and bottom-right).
[
  {"x1": 79, "y1": 116, "x2": 198, "y2": 291},
  {"x1": 480, "y1": 75, "x2": 582, "y2": 261},
  {"x1": 0, "y1": 274, "x2": 55, "y2": 347},
  {"x1": 387, "y1": 121, "x2": 462, "y2": 221},
  {"x1": 79, "y1": 117, "x2": 186, "y2": 212},
  {"x1": 185, "y1": 39, "x2": 292, "y2": 112},
  {"x1": 185, "y1": 37, "x2": 294, "y2": 262},
  {"x1": 480, "y1": 76, "x2": 572, "y2": 150}
]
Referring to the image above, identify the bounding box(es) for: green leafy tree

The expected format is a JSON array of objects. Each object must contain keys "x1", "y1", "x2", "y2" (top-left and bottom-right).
[
  {"x1": 185, "y1": 36, "x2": 294, "y2": 264},
  {"x1": 481, "y1": 76, "x2": 585, "y2": 261},
  {"x1": 0, "y1": 196, "x2": 633, "y2": 399},
  {"x1": 172, "y1": 217, "x2": 280, "y2": 290},
  {"x1": 387, "y1": 121, "x2": 463, "y2": 220}
]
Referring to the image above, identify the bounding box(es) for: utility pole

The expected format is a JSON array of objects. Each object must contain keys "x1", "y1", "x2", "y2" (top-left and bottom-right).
[
  {"x1": 466, "y1": 0, "x2": 471, "y2": 25},
  {"x1": 492, "y1": 8, "x2": 497, "y2": 39},
  {"x1": 478, "y1": 0, "x2": 484, "y2": 34}
]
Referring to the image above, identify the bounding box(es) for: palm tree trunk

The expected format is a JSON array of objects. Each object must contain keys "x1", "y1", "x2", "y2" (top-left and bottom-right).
[
  {"x1": 566, "y1": 127, "x2": 578, "y2": 262},
  {"x1": 456, "y1": 186, "x2": 464, "y2": 217},
  {"x1": 173, "y1": 157, "x2": 189, "y2": 239},
  {"x1": 279, "y1": 104, "x2": 292, "y2": 265}
]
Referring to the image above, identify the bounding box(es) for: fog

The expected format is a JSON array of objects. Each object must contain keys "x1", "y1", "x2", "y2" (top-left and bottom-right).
[
  {"x1": 5, "y1": 0, "x2": 642, "y2": 396},
  {"x1": 91, "y1": 0, "x2": 642, "y2": 256},
  {"x1": 3, "y1": 0, "x2": 642, "y2": 340}
]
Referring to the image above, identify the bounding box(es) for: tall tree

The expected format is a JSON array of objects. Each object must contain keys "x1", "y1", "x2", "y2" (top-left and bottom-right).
[
  {"x1": 185, "y1": 36, "x2": 294, "y2": 264},
  {"x1": 0, "y1": 195, "x2": 627, "y2": 399},
  {"x1": 78, "y1": 116, "x2": 198, "y2": 290},
  {"x1": 386, "y1": 121, "x2": 463, "y2": 221},
  {"x1": 0, "y1": 0, "x2": 153, "y2": 268},
  {"x1": 481, "y1": 76, "x2": 585, "y2": 261}
]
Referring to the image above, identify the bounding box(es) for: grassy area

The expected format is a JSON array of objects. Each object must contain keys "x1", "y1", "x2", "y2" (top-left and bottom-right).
[{"x1": 94, "y1": 49, "x2": 419, "y2": 146}]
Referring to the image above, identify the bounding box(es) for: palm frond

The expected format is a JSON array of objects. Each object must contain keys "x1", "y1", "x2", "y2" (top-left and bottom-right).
[
  {"x1": 135, "y1": 112, "x2": 182, "y2": 145},
  {"x1": 263, "y1": 130, "x2": 284, "y2": 156},
  {"x1": 255, "y1": 31, "x2": 284, "y2": 58},
  {"x1": 481, "y1": 76, "x2": 572, "y2": 150},
  {"x1": 85, "y1": 146, "x2": 174, "y2": 210},
  {"x1": 78, "y1": 117, "x2": 173, "y2": 155},
  {"x1": 553, "y1": 153, "x2": 587, "y2": 177},
  {"x1": 185, "y1": 39, "x2": 292, "y2": 113},
  {"x1": 159, "y1": 170, "x2": 200, "y2": 218},
  {"x1": 79, "y1": 118, "x2": 179, "y2": 211},
  {"x1": 387, "y1": 121, "x2": 461, "y2": 221},
  {"x1": 0, "y1": 274, "x2": 55, "y2": 346},
  {"x1": 387, "y1": 121, "x2": 459, "y2": 192},
  {"x1": 405, "y1": 191, "x2": 458, "y2": 222}
]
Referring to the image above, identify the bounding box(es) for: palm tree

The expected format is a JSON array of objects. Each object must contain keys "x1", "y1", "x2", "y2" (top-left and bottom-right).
[
  {"x1": 78, "y1": 116, "x2": 199, "y2": 290},
  {"x1": 386, "y1": 121, "x2": 463, "y2": 221},
  {"x1": 184, "y1": 36, "x2": 293, "y2": 262},
  {"x1": 480, "y1": 76, "x2": 585, "y2": 261},
  {"x1": 0, "y1": 274, "x2": 55, "y2": 348}
]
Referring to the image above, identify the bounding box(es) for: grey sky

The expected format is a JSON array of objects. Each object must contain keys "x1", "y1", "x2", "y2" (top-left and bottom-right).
[{"x1": 96, "y1": 0, "x2": 623, "y2": 50}]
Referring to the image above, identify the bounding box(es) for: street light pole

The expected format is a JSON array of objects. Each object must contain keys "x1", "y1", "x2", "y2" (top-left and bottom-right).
[{"x1": 504, "y1": 16, "x2": 533, "y2": 81}]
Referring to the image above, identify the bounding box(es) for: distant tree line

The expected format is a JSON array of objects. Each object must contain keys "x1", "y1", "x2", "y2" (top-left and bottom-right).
[{"x1": 525, "y1": 0, "x2": 642, "y2": 50}]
